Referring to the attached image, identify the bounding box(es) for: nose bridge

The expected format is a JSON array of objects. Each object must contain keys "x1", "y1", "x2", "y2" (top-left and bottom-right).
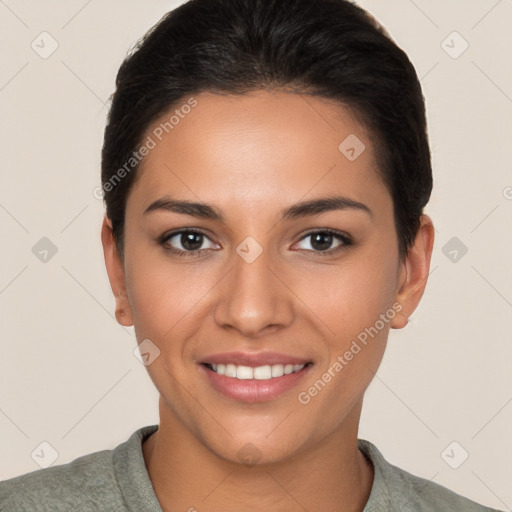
[{"x1": 213, "y1": 237, "x2": 293, "y2": 336}]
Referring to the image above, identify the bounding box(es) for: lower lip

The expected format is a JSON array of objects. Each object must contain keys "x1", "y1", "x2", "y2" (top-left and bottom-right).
[{"x1": 200, "y1": 364, "x2": 313, "y2": 403}]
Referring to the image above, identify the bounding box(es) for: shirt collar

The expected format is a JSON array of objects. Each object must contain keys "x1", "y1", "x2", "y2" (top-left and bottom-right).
[
  {"x1": 114, "y1": 426, "x2": 415, "y2": 511},
  {"x1": 113, "y1": 424, "x2": 162, "y2": 511}
]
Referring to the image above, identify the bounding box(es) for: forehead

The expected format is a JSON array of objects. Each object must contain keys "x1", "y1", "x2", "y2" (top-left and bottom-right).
[{"x1": 128, "y1": 90, "x2": 391, "y2": 218}]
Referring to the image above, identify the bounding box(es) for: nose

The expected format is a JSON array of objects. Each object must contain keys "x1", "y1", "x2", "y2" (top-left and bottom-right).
[{"x1": 213, "y1": 242, "x2": 295, "y2": 338}]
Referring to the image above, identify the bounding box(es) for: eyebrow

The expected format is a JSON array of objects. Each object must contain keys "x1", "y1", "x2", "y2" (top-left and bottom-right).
[{"x1": 143, "y1": 195, "x2": 373, "y2": 221}]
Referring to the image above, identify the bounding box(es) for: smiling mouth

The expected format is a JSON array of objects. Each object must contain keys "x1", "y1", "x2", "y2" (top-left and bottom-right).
[{"x1": 203, "y1": 362, "x2": 313, "y2": 380}]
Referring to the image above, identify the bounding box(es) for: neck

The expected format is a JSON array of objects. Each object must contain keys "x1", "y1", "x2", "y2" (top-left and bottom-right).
[{"x1": 143, "y1": 398, "x2": 373, "y2": 512}]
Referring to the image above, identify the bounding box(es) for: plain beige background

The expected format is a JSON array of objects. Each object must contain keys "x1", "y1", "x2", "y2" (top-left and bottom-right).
[{"x1": 0, "y1": 0, "x2": 511, "y2": 509}]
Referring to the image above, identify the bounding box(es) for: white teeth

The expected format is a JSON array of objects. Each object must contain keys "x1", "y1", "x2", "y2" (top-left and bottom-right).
[
  {"x1": 225, "y1": 363, "x2": 237, "y2": 378},
  {"x1": 236, "y1": 365, "x2": 254, "y2": 380},
  {"x1": 253, "y1": 365, "x2": 272, "y2": 380},
  {"x1": 271, "y1": 364, "x2": 284, "y2": 377},
  {"x1": 208, "y1": 363, "x2": 306, "y2": 380}
]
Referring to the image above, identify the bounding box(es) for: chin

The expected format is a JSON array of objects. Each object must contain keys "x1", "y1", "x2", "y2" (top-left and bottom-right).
[{"x1": 200, "y1": 427, "x2": 309, "y2": 467}]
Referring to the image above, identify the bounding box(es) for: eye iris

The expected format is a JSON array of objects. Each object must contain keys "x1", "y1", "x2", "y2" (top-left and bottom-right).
[
  {"x1": 311, "y1": 232, "x2": 333, "y2": 251},
  {"x1": 182, "y1": 232, "x2": 203, "y2": 251}
]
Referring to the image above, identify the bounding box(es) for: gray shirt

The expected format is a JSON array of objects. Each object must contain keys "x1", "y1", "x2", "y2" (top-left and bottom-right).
[{"x1": 0, "y1": 424, "x2": 501, "y2": 511}]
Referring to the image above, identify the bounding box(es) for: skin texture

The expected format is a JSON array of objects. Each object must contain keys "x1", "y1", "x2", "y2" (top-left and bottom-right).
[{"x1": 101, "y1": 89, "x2": 434, "y2": 512}]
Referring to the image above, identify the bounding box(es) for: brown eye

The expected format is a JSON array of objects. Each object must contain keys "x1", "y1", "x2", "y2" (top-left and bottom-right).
[
  {"x1": 161, "y1": 230, "x2": 219, "y2": 255},
  {"x1": 295, "y1": 230, "x2": 352, "y2": 254},
  {"x1": 176, "y1": 232, "x2": 204, "y2": 251}
]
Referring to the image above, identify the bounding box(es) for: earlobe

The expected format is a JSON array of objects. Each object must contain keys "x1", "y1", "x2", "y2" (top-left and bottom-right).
[
  {"x1": 101, "y1": 215, "x2": 134, "y2": 327},
  {"x1": 391, "y1": 310, "x2": 409, "y2": 329},
  {"x1": 390, "y1": 215, "x2": 435, "y2": 330}
]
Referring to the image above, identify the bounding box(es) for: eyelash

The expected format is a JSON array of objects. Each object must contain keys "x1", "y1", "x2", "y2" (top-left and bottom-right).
[{"x1": 159, "y1": 228, "x2": 353, "y2": 258}]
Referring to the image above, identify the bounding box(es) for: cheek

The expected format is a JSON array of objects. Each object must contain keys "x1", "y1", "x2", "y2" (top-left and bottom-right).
[
  {"x1": 297, "y1": 253, "x2": 399, "y2": 343},
  {"x1": 125, "y1": 248, "x2": 217, "y2": 347},
  {"x1": 292, "y1": 261, "x2": 397, "y2": 433}
]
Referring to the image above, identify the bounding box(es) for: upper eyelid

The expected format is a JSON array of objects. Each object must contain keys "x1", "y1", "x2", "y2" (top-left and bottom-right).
[
  {"x1": 161, "y1": 228, "x2": 351, "y2": 249},
  {"x1": 161, "y1": 228, "x2": 215, "y2": 244},
  {"x1": 162, "y1": 229, "x2": 218, "y2": 248}
]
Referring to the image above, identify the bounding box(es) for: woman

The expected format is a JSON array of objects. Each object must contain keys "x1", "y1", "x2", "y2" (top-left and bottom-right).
[{"x1": 0, "y1": 0, "x2": 503, "y2": 510}]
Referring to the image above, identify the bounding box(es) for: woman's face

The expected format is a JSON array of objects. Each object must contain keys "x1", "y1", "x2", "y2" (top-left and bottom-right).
[{"x1": 105, "y1": 90, "x2": 421, "y2": 464}]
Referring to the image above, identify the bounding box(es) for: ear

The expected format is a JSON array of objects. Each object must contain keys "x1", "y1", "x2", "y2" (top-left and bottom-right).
[
  {"x1": 390, "y1": 214, "x2": 435, "y2": 329},
  {"x1": 101, "y1": 215, "x2": 134, "y2": 327}
]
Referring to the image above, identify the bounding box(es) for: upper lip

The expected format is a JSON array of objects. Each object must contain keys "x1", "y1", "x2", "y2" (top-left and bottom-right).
[{"x1": 200, "y1": 351, "x2": 311, "y2": 367}]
